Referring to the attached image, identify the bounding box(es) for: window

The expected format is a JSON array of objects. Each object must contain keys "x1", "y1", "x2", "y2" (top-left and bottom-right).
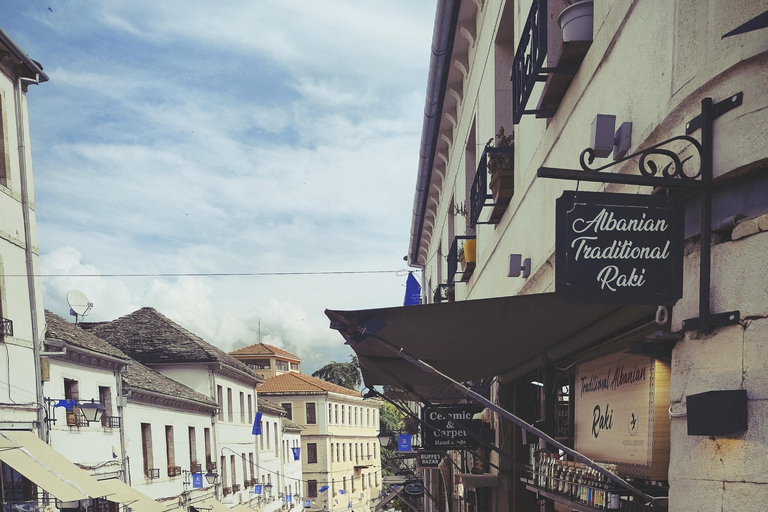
[
  {"x1": 165, "y1": 425, "x2": 176, "y2": 475},
  {"x1": 0, "y1": 92, "x2": 9, "y2": 189},
  {"x1": 308, "y1": 480, "x2": 318, "y2": 498},
  {"x1": 242, "y1": 453, "x2": 248, "y2": 486},
  {"x1": 307, "y1": 443, "x2": 317, "y2": 464},
  {"x1": 306, "y1": 402, "x2": 316, "y2": 424},
  {"x1": 335, "y1": 404, "x2": 338, "y2": 424},
  {"x1": 217, "y1": 386, "x2": 223, "y2": 421},
  {"x1": 240, "y1": 392, "x2": 245, "y2": 423},
  {"x1": 259, "y1": 420, "x2": 264, "y2": 450},
  {"x1": 274, "y1": 423, "x2": 278, "y2": 456},
  {"x1": 282, "y1": 402, "x2": 293, "y2": 420},
  {"x1": 221, "y1": 455, "x2": 228, "y2": 489},
  {"x1": 342, "y1": 443, "x2": 346, "y2": 462},
  {"x1": 290, "y1": 362, "x2": 299, "y2": 370},
  {"x1": 227, "y1": 388, "x2": 233, "y2": 422},
  {"x1": 141, "y1": 423, "x2": 153, "y2": 477},
  {"x1": 230, "y1": 455, "x2": 237, "y2": 491},
  {"x1": 329, "y1": 403, "x2": 333, "y2": 424},
  {"x1": 204, "y1": 428, "x2": 212, "y2": 469},
  {"x1": 248, "y1": 359, "x2": 270, "y2": 369},
  {"x1": 354, "y1": 406, "x2": 358, "y2": 426},
  {"x1": 249, "y1": 452, "x2": 255, "y2": 483},
  {"x1": 336, "y1": 443, "x2": 340, "y2": 462},
  {"x1": 64, "y1": 378, "x2": 80, "y2": 426},
  {"x1": 188, "y1": 427, "x2": 197, "y2": 470},
  {"x1": 341, "y1": 405, "x2": 345, "y2": 424},
  {"x1": 248, "y1": 395, "x2": 253, "y2": 423},
  {"x1": 98, "y1": 386, "x2": 112, "y2": 427},
  {"x1": 366, "y1": 408, "x2": 370, "y2": 427},
  {"x1": 276, "y1": 360, "x2": 289, "y2": 371},
  {"x1": 2, "y1": 462, "x2": 36, "y2": 503},
  {"x1": 265, "y1": 420, "x2": 270, "y2": 449}
]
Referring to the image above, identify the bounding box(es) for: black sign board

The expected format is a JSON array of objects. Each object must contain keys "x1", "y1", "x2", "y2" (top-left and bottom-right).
[
  {"x1": 403, "y1": 480, "x2": 425, "y2": 497},
  {"x1": 417, "y1": 451, "x2": 444, "y2": 469},
  {"x1": 423, "y1": 404, "x2": 483, "y2": 450},
  {"x1": 556, "y1": 191, "x2": 684, "y2": 305}
]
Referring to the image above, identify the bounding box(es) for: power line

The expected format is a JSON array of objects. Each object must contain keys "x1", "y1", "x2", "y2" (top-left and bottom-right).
[{"x1": 5, "y1": 270, "x2": 403, "y2": 278}]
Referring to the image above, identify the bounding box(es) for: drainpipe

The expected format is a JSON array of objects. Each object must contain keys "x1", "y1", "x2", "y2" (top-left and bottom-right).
[
  {"x1": 116, "y1": 367, "x2": 129, "y2": 484},
  {"x1": 15, "y1": 74, "x2": 45, "y2": 439}
]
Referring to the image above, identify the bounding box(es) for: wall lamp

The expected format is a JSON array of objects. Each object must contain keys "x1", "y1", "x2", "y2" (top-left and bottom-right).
[
  {"x1": 44, "y1": 397, "x2": 105, "y2": 426},
  {"x1": 509, "y1": 254, "x2": 531, "y2": 278},
  {"x1": 204, "y1": 472, "x2": 219, "y2": 485},
  {"x1": 591, "y1": 114, "x2": 632, "y2": 160}
]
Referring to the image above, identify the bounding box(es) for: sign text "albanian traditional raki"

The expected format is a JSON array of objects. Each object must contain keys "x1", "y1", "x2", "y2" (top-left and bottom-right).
[{"x1": 556, "y1": 191, "x2": 684, "y2": 305}]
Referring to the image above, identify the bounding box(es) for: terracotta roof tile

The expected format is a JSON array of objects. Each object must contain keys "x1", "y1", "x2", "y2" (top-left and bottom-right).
[
  {"x1": 231, "y1": 342, "x2": 301, "y2": 361},
  {"x1": 257, "y1": 397, "x2": 286, "y2": 416},
  {"x1": 258, "y1": 372, "x2": 362, "y2": 398},
  {"x1": 82, "y1": 308, "x2": 262, "y2": 382}
]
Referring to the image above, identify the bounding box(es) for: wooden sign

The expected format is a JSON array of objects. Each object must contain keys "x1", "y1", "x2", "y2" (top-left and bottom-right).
[
  {"x1": 575, "y1": 350, "x2": 670, "y2": 480},
  {"x1": 423, "y1": 404, "x2": 483, "y2": 450},
  {"x1": 417, "y1": 451, "x2": 443, "y2": 468},
  {"x1": 556, "y1": 191, "x2": 684, "y2": 305}
]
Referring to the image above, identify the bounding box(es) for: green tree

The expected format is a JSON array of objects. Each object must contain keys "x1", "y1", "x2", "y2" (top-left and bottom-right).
[
  {"x1": 311, "y1": 355, "x2": 362, "y2": 390},
  {"x1": 379, "y1": 401, "x2": 405, "y2": 476}
]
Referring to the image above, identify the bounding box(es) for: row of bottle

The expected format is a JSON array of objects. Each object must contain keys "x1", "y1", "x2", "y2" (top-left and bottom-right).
[{"x1": 530, "y1": 450, "x2": 622, "y2": 510}]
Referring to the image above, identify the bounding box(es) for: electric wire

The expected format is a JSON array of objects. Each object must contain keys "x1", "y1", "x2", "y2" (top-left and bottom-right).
[{"x1": 4, "y1": 270, "x2": 403, "y2": 278}]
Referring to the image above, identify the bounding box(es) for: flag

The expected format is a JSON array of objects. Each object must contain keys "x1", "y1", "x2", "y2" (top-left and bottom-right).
[
  {"x1": 339, "y1": 489, "x2": 345, "y2": 495},
  {"x1": 252, "y1": 412, "x2": 263, "y2": 435},
  {"x1": 55, "y1": 399, "x2": 77, "y2": 410},
  {"x1": 287, "y1": 494, "x2": 292, "y2": 502},
  {"x1": 398, "y1": 434, "x2": 412, "y2": 452},
  {"x1": 319, "y1": 486, "x2": 329, "y2": 493},
  {"x1": 403, "y1": 272, "x2": 421, "y2": 306},
  {"x1": 291, "y1": 447, "x2": 301, "y2": 461}
]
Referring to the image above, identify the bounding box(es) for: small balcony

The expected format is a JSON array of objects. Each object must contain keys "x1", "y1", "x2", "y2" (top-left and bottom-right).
[
  {"x1": 191, "y1": 462, "x2": 202, "y2": 474},
  {"x1": 447, "y1": 236, "x2": 476, "y2": 284},
  {"x1": 433, "y1": 284, "x2": 454, "y2": 304},
  {"x1": 1, "y1": 316, "x2": 12, "y2": 338},
  {"x1": 232, "y1": 484, "x2": 241, "y2": 493},
  {"x1": 470, "y1": 145, "x2": 515, "y2": 226},
  {"x1": 146, "y1": 468, "x2": 160, "y2": 480},
  {"x1": 103, "y1": 415, "x2": 120, "y2": 429},
  {"x1": 168, "y1": 465, "x2": 182, "y2": 477},
  {"x1": 206, "y1": 461, "x2": 216, "y2": 472},
  {"x1": 223, "y1": 487, "x2": 231, "y2": 497}
]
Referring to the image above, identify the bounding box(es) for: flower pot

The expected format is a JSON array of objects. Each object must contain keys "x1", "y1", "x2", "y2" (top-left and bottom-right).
[
  {"x1": 558, "y1": 0, "x2": 594, "y2": 42},
  {"x1": 463, "y1": 240, "x2": 476, "y2": 263},
  {"x1": 489, "y1": 169, "x2": 515, "y2": 204}
]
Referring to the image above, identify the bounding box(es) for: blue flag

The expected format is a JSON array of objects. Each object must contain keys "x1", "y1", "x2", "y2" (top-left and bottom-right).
[
  {"x1": 398, "y1": 434, "x2": 412, "y2": 452},
  {"x1": 291, "y1": 447, "x2": 301, "y2": 461},
  {"x1": 404, "y1": 272, "x2": 421, "y2": 306},
  {"x1": 319, "y1": 486, "x2": 329, "y2": 493},
  {"x1": 339, "y1": 489, "x2": 345, "y2": 495},
  {"x1": 252, "y1": 412, "x2": 263, "y2": 435}
]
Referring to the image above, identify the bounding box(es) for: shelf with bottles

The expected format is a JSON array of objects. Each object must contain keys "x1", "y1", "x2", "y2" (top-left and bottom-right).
[{"x1": 524, "y1": 447, "x2": 667, "y2": 511}]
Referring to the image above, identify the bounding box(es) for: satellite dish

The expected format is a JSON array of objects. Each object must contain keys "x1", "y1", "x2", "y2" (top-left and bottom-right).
[{"x1": 66, "y1": 290, "x2": 93, "y2": 324}]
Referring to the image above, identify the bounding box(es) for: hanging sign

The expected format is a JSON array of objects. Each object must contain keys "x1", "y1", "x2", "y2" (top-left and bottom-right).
[
  {"x1": 397, "y1": 434, "x2": 412, "y2": 452},
  {"x1": 556, "y1": 191, "x2": 684, "y2": 305},
  {"x1": 404, "y1": 480, "x2": 425, "y2": 496},
  {"x1": 192, "y1": 473, "x2": 203, "y2": 489},
  {"x1": 292, "y1": 447, "x2": 301, "y2": 461},
  {"x1": 417, "y1": 451, "x2": 443, "y2": 468},
  {"x1": 254, "y1": 484, "x2": 263, "y2": 495},
  {"x1": 575, "y1": 350, "x2": 670, "y2": 480},
  {"x1": 422, "y1": 404, "x2": 483, "y2": 450}
]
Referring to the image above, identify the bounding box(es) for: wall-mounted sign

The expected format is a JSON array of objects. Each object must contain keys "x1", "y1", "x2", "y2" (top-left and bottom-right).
[
  {"x1": 417, "y1": 451, "x2": 443, "y2": 468},
  {"x1": 423, "y1": 404, "x2": 483, "y2": 450},
  {"x1": 575, "y1": 350, "x2": 670, "y2": 480},
  {"x1": 397, "y1": 434, "x2": 412, "y2": 452},
  {"x1": 403, "y1": 480, "x2": 425, "y2": 496},
  {"x1": 556, "y1": 191, "x2": 684, "y2": 305},
  {"x1": 192, "y1": 473, "x2": 203, "y2": 489}
]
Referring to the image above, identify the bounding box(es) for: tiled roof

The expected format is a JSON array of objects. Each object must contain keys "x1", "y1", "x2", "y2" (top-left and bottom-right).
[
  {"x1": 44, "y1": 311, "x2": 216, "y2": 408},
  {"x1": 257, "y1": 397, "x2": 286, "y2": 416},
  {"x1": 282, "y1": 417, "x2": 306, "y2": 432},
  {"x1": 45, "y1": 311, "x2": 130, "y2": 361},
  {"x1": 231, "y1": 342, "x2": 301, "y2": 361},
  {"x1": 258, "y1": 372, "x2": 362, "y2": 398},
  {"x1": 82, "y1": 307, "x2": 262, "y2": 383}
]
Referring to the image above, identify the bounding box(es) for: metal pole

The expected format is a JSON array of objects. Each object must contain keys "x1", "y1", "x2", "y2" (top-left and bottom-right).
[{"x1": 699, "y1": 98, "x2": 714, "y2": 332}]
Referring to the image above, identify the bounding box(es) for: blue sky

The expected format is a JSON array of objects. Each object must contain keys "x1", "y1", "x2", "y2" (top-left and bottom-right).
[{"x1": 2, "y1": 1, "x2": 435, "y2": 375}]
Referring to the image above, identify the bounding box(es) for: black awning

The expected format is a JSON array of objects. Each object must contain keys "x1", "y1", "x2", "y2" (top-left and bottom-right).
[{"x1": 327, "y1": 292, "x2": 654, "y2": 392}]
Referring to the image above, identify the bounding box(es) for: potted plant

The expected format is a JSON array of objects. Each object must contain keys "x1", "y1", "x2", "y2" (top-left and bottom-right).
[
  {"x1": 487, "y1": 127, "x2": 514, "y2": 204},
  {"x1": 458, "y1": 239, "x2": 476, "y2": 274},
  {"x1": 558, "y1": 0, "x2": 594, "y2": 42}
]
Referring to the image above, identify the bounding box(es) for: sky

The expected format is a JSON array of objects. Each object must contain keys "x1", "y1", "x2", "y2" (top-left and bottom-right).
[{"x1": 2, "y1": 1, "x2": 435, "y2": 376}]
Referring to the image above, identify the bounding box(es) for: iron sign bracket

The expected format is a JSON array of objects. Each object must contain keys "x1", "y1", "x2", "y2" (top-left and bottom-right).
[{"x1": 537, "y1": 93, "x2": 744, "y2": 333}]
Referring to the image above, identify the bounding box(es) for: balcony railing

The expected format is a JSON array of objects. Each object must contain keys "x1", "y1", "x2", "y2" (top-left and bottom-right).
[
  {"x1": 512, "y1": 0, "x2": 547, "y2": 124},
  {"x1": 1, "y1": 316, "x2": 12, "y2": 337},
  {"x1": 470, "y1": 146, "x2": 515, "y2": 226},
  {"x1": 191, "y1": 463, "x2": 202, "y2": 474},
  {"x1": 103, "y1": 415, "x2": 120, "y2": 429},
  {"x1": 447, "y1": 236, "x2": 476, "y2": 285},
  {"x1": 433, "y1": 284, "x2": 454, "y2": 304},
  {"x1": 232, "y1": 484, "x2": 241, "y2": 493},
  {"x1": 168, "y1": 465, "x2": 182, "y2": 477},
  {"x1": 223, "y1": 487, "x2": 231, "y2": 497},
  {"x1": 146, "y1": 468, "x2": 160, "y2": 480},
  {"x1": 206, "y1": 461, "x2": 216, "y2": 472},
  {"x1": 66, "y1": 410, "x2": 89, "y2": 428}
]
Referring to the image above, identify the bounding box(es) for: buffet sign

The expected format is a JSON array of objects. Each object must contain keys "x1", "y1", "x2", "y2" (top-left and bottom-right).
[{"x1": 575, "y1": 350, "x2": 670, "y2": 480}]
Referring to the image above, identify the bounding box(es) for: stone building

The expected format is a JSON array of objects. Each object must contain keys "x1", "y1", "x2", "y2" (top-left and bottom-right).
[{"x1": 328, "y1": 1, "x2": 768, "y2": 512}]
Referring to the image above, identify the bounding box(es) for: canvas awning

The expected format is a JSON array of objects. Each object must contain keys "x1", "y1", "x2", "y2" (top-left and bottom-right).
[
  {"x1": 0, "y1": 430, "x2": 114, "y2": 503},
  {"x1": 98, "y1": 477, "x2": 167, "y2": 512},
  {"x1": 327, "y1": 292, "x2": 654, "y2": 393},
  {"x1": 191, "y1": 498, "x2": 234, "y2": 511}
]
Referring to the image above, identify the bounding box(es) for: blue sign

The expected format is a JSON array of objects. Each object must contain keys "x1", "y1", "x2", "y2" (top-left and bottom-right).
[
  {"x1": 252, "y1": 412, "x2": 263, "y2": 435},
  {"x1": 404, "y1": 272, "x2": 421, "y2": 306},
  {"x1": 254, "y1": 484, "x2": 263, "y2": 495},
  {"x1": 192, "y1": 473, "x2": 203, "y2": 489},
  {"x1": 286, "y1": 494, "x2": 292, "y2": 502},
  {"x1": 305, "y1": 501, "x2": 311, "y2": 508},
  {"x1": 398, "y1": 434, "x2": 412, "y2": 452},
  {"x1": 292, "y1": 447, "x2": 301, "y2": 461}
]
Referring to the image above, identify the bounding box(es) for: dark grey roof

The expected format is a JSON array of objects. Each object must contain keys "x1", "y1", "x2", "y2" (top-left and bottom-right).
[
  {"x1": 282, "y1": 417, "x2": 306, "y2": 432},
  {"x1": 257, "y1": 397, "x2": 286, "y2": 416},
  {"x1": 44, "y1": 311, "x2": 216, "y2": 408},
  {"x1": 45, "y1": 311, "x2": 130, "y2": 361},
  {"x1": 82, "y1": 307, "x2": 262, "y2": 382}
]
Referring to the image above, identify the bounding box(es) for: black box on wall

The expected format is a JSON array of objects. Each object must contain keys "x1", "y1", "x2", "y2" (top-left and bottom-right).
[{"x1": 686, "y1": 389, "x2": 748, "y2": 436}]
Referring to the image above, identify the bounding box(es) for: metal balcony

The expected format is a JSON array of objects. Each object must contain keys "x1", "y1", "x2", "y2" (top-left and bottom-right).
[
  {"x1": 1, "y1": 316, "x2": 12, "y2": 337},
  {"x1": 447, "y1": 236, "x2": 477, "y2": 285}
]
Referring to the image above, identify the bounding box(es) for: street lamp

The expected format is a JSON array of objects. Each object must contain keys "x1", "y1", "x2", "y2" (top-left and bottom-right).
[
  {"x1": 377, "y1": 432, "x2": 393, "y2": 448},
  {"x1": 79, "y1": 399, "x2": 106, "y2": 423},
  {"x1": 204, "y1": 472, "x2": 219, "y2": 485}
]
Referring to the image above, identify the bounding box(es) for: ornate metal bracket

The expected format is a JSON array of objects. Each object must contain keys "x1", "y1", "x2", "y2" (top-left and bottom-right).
[{"x1": 537, "y1": 93, "x2": 744, "y2": 333}]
